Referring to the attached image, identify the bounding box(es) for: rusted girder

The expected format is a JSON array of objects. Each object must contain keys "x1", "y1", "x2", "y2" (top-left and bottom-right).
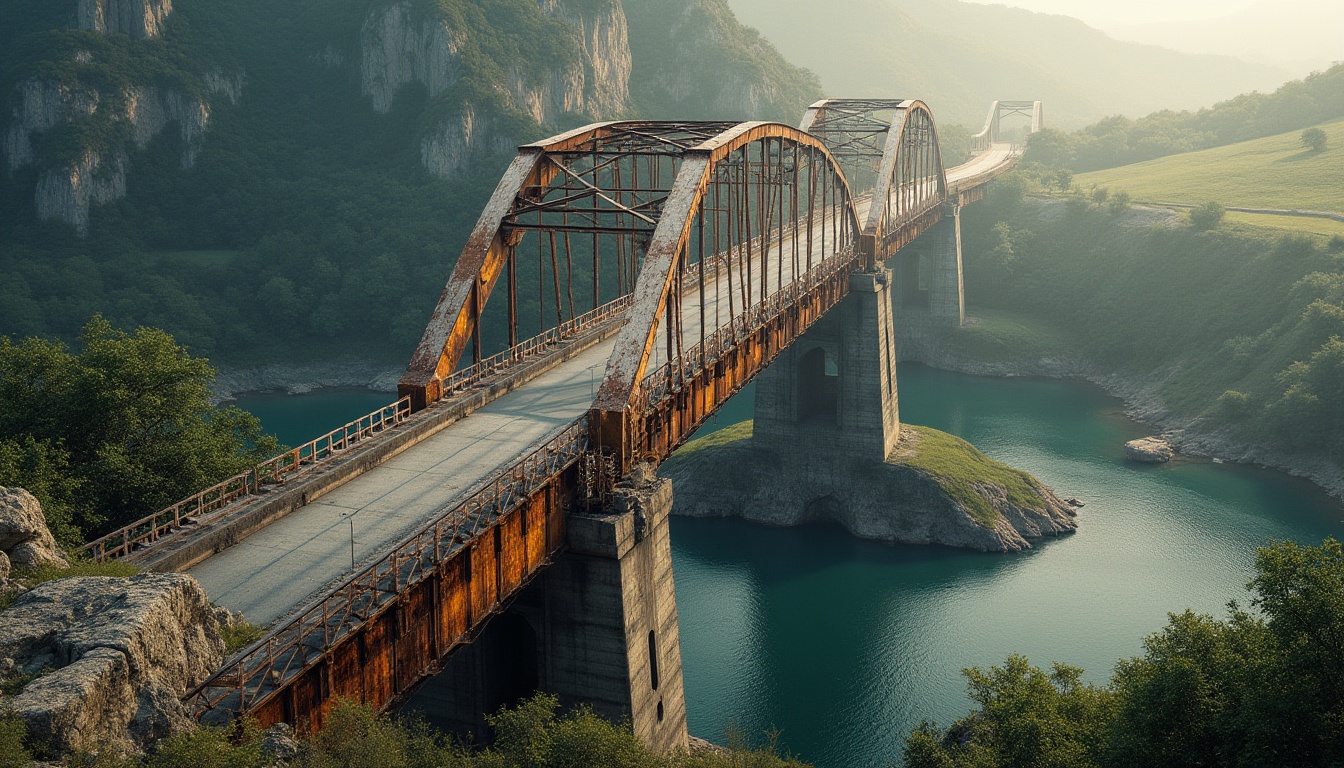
[
  {"x1": 399, "y1": 122, "x2": 737, "y2": 411},
  {"x1": 589, "y1": 121, "x2": 860, "y2": 474}
]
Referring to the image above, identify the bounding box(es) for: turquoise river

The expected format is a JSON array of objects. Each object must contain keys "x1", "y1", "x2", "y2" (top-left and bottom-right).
[{"x1": 234, "y1": 364, "x2": 1344, "y2": 768}]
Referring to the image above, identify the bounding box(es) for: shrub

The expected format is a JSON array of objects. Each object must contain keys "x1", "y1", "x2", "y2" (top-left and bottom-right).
[{"x1": 1188, "y1": 201, "x2": 1225, "y2": 230}]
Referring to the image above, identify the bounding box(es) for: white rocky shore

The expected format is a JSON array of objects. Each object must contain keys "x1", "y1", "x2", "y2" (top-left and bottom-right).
[
  {"x1": 901, "y1": 338, "x2": 1344, "y2": 501},
  {"x1": 211, "y1": 358, "x2": 401, "y2": 403}
]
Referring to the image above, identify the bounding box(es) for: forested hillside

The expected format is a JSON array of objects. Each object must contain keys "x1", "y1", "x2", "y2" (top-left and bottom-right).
[
  {"x1": 1026, "y1": 63, "x2": 1344, "y2": 173},
  {"x1": 724, "y1": 0, "x2": 1288, "y2": 128},
  {"x1": 959, "y1": 184, "x2": 1344, "y2": 465},
  {"x1": 0, "y1": 0, "x2": 819, "y2": 367}
]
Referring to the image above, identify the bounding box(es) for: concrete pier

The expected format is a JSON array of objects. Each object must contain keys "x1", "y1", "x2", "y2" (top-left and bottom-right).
[
  {"x1": 754, "y1": 267, "x2": 901, "y2": 462},
  {"x1": 894, "y1": 204, "x2": 965, "y2": 327},
  {"x1": 403, "y1": 470, "x2": 688, "y2": 753}
]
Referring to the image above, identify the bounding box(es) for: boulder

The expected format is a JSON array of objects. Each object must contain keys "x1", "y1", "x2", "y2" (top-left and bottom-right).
[
  {"x1": 0, "y1": 550, "x2": 10, "y2": 581},
  {"x1": 261, "y1": 723, "x2": 302, "y2": 762},
  {"x1": 0, "y1": 572, "x2": 225, "y2": 757},
  {"x1": 1125, "y1": 437, "x2": 1174, "y2": 463},
  {"x1": 0, "y1": 487, "x2": 70, "y2": 569}
]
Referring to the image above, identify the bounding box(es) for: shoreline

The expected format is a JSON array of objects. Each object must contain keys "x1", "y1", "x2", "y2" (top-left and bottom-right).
[
  {"x1": 901, "y1": 341, "x2": 1344, "y2": 503},
  {"x1": 211, "y1": 358, "x2": 401, "y2": 404}
]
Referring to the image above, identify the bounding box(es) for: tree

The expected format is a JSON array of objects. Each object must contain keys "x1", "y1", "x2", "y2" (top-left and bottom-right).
[
  {"x1": 1107, "y1": 191, "x2": 1131, "y2": 215},
  {"x1": 1188, "y1": 201, "x2": 1225, "y2": 230},
  {"x1": 1302, "y1": 127, "x2": 1327, "y2": 152},
  {"x1": 906, "y1": 539, "x2": 1344, "y2": 768},
  {"x1": 0, "y1": 316, "x2": 278, "y2": 546}
]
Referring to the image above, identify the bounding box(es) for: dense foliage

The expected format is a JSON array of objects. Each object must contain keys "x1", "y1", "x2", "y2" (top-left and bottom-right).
[
  {"x1": 904, "y1": 538, "x2": 1344, "y2": 768},
  {"x1": 0, "y1": 316, "x2": 277, "y2": 546},
  {"x1": 1024, "y1": 63, "x2": 1344, "y2": 172},
  {"x1": 8, "y1": 694, "x2": 811, "y2": 768},
  {"x1": 960, "y1": 178, "x2": 1344, "y2": 465}
]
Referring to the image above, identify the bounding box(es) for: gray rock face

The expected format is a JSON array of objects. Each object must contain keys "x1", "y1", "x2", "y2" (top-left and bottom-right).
[
  {"x1": 0, "y1": 573, "x2": 225, "y2": 756},
  {"x1": 261, "y1": 723, "x2": 302, "y2": 761},
  {"x1": 1125, "y1": 437, "x2": 1174, "y2": 463},
  {"x1": 0, "y1": 550, "x2": 10, "y2": 581},
  {"x1": 76, "y1": 0, "x2": 173, "y2": 39},
  {"x1": 664, "y1": 427, "x2": 1077, "y2": 553},
  {"x1": 360, "y1": 0, "x2": 632, "y2": 178},
  {"x1": 0, "y1": 487, "x2": 69, "y2": 570}
]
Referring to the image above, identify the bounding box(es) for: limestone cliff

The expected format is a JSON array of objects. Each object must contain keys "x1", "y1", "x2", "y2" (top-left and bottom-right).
[
  {"x1": 2, "y1": 0, "x2": 244, "y2": 235},
  {"x1": 663, "y1": 422, "x2": 1078, "y2": 552},
  {"x1": 360, "y1": 0, "x2": 632, "y2": 178},
  {"x1": 76, "y1": 0, "x2": 173, "y2": 39},
  {"x1": 623, "y1": 0, "x2": 821, "y2": 122}
]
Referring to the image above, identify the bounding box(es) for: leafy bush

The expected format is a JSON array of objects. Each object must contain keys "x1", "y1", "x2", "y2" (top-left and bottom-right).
[
  {"x1": 0, "y1": 316, "x2": 278, "y2": 545},
  {"x1": 0, "y1": 709, "x2": 33, "y2": 768},
  {"x1": 1188, "y1": 201, "x2": 1225, "y2": 230}
]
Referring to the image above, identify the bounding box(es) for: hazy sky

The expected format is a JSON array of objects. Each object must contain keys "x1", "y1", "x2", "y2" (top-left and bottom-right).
[{"x1": 963, "y1": 0, "x2": 1261, "y2": 26}]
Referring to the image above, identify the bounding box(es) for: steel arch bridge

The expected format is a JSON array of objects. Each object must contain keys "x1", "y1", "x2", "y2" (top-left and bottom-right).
[
  {"x1": 87, "y1": 98, "x2": 1040, "y2": 736},
  {"x1": 398, "y1": 98, "x2": 1040, "y2": 472}
]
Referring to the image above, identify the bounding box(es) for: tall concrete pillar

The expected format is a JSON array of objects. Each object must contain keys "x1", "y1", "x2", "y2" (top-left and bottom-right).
[
  {"x1": 893, "y1": 206, "x2": 964, "y2": 327},
  {"x1": 754, "y1": 268, "x2": 900, "y2": 461},
  {"x1": 538, "y1": 469, "x2": 689, "y2": 753},
  {"x1": 401, "y1": 470, "x2": 689, "y2": 754}
]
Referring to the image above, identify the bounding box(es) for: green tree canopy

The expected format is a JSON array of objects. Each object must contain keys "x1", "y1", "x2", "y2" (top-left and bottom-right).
[
  {"x1": 1302, "y1": 127, "x2": 1328, "y2": 152},
  {"x1": 1188, "y1": 201, "x2": 1226, "y2": 231},
  {"x1": 0, "y1": 316, "x2": 277, "y2": 546},
  {"x1": 905, "y1": 538, "x2": 1344, "y2": 768}
]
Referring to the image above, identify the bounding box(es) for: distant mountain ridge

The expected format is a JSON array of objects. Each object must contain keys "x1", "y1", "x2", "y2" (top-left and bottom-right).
[{"x1": 725, "y1": 0, "x2": 1292, "y2": 127}]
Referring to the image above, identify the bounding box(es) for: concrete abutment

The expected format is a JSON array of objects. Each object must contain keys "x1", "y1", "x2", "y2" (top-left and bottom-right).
[
  {"x1": 402, "y1": 471, "x2": 688, "y2": 753},
  {"x1": 893, "y1": 205, "x2": 965, "y2": 327}
]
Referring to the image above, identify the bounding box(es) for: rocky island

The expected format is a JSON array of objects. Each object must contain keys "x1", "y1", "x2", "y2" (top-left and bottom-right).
[{"x1": 663, "y1": 422, "x2": 1078, "y2": 552}]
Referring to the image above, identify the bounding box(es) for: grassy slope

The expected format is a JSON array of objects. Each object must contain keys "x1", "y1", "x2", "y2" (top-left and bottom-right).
[
  {"x1": 1076, "y1": 119, "x2": 1344, "y2": 216},
  {"x1": 673, "y1": 421, "x2": 1052, "y2": 529}
]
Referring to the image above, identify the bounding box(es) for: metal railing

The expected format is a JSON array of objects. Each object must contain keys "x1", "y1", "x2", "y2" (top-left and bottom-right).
[
  {"x1": 637, "y1": 246, "x2": 858, "y2": 412},
  {"x1": 439, "y1": 294, "x2": 632, "y2": 397},
  {"x1": 82, "y1": 398, "x2": 413, "y2": 562},
  {"x1": 184, "y1": 416, "x2": 591, "y2": 721},
  {"x1": 80, "y1": 294, "x2": 632, "y2": 564}
]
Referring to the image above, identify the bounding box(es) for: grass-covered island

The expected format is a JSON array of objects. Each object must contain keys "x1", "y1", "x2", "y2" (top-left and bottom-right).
[{"x1": 663, "y1": 422, "x2": 1077, "y2": 552}]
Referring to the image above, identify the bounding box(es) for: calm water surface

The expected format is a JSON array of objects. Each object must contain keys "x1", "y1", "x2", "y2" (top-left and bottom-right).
[{"x1": 235, "y1": 365, "x2": 1344, "y2": 768}]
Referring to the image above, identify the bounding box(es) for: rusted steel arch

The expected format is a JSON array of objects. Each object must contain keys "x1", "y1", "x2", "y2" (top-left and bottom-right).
[
  {"x1": 590, "y1": 121, "x2": 861, "y2": 465},
  {"x1": 398, "y1": 121, "x2": 738, "y2": 411},
  {"x1": 860, "y1": 100, "x2": 948, "y2": 267},
  {"x1": 799, "y1": 99, "x2": 907, "y2": 196},
  {"x1": 972, "y1": 100, "x2": 1044, "y2": 151}
]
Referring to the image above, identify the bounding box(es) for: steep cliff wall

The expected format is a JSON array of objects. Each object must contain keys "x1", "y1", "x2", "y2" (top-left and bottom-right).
[
  {"x1": 623, "y1": 0, "x2": 820, "y2": 122},
  {"x1": 2, "y1": 0, "x2": 243, "y2": 235},
  {"x1": 76, "y1": 0, "x2": 173, "y2": 39},
  {"x1": 359, "y1": 0, "x2": 631, "y2": 178}
]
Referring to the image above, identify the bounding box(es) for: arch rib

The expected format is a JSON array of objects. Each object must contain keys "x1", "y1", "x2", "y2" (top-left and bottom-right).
[
  {"x1": 398, "y1": 121, "x2": 735, "y2": 410},
  {"x1": 860, "y1": 100, "x2": 948, "y2": 266},
  {"x1": 591, "y1": 121, "x2": 861, "y2": 466}
]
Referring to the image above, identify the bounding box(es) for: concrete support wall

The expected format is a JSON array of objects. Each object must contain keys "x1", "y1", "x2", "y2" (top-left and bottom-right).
[
  {"x1": 754, "y1": 268, "x2": 900, "y2": 461},
  {"x1": 403, "y1": 472, "x2": 688, "y2": 754},
  {"x1": 893, "y1": 205, "x2": 964, "y2": 327}
]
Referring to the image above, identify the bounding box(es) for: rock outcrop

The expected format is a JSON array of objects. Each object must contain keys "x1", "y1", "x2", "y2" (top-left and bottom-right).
[
  {"x1": 5, "y1": 75, "x2": 234, "y2": 234},
  {"x1": 1125, "y1": 437, "x2": 1174, "y2": 463},
  {"x1": 76, "y1": 0, "x2": 174, "y2": 39},
  {"x1": 0, "y1": 487, "x2": 69, "y2": 570},
  {"x1": 663, "y1": 423, "x2": 1077, "y2": 552},
  {"x1": 0, "y1": 573, "x2": 224, "y2": 757},
  {"x1": 360, "y1": 0, "x2": 631, "y2": 178}
]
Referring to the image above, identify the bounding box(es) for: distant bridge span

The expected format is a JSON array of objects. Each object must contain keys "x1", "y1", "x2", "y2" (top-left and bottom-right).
[{"x1": 83, "y1": 99, "x2": 1041, "y2": 743}]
